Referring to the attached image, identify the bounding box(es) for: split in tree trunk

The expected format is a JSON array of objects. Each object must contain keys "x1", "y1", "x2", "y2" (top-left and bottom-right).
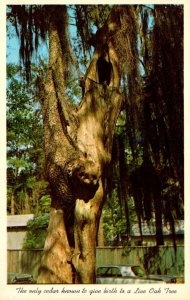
[{"x1": 37, "y1": 8, "x2": 123, "y2": 284}]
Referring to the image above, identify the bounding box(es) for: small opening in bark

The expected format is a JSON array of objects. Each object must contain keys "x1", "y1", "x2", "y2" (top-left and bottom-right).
[{"x1": 97, "y1": 56, "x2": 112, "y2": 86}]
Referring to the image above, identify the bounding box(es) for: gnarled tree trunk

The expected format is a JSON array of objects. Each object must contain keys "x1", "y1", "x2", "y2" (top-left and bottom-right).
[{"x1": 37, "y1": 6, "x2": 122, "y2": 284}]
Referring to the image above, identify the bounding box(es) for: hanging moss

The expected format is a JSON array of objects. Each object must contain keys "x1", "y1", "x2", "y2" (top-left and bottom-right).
[{"x1": 105, "y1": 5, "x2": 183, "y2": 246}]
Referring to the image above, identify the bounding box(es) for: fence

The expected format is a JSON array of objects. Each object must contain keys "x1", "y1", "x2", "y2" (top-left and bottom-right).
[
  {"x1": 96, "y1": 246, "x2": 184, "y2": 276},
  {"x1": 7, "y1": 245, "x2": 184, "y2": 280}
]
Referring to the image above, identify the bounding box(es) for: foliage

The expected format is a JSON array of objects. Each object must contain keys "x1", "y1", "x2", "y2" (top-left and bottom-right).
[
  {"x1": 40, "y1": 195, "x2": 51, "y2": 214},
  {"x1": 102, "y1": 188, "x2": 137, "y2": 245},
  {"x1": 7, "y1": 63, "x2": 50, "y2": 215},
  {"x1": 23, "y1": 214, "x2": 49, "y2": 249}
]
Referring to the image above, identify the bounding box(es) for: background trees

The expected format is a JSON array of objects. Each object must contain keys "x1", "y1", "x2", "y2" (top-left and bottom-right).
[
  {"x1": 7, "y1": 4, "x2": 184, "y2": 282},
  {"x1": 7, "y1": 63, "x2": 50, "y2": 215}
]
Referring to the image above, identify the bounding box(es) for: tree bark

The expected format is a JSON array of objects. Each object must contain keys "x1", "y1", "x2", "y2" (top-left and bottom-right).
[
  {"x1": 37, "y1": 6, "x2": 122, "y2": 284},
  {"x1": 10, "y1": 190, "x2": 15, "y2": 215},
  {"x1": 97, "y1": 214, "x2": 105, "y2": 247}
]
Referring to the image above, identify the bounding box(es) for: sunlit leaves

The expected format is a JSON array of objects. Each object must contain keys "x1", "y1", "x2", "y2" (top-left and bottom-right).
[{"x1": 7, "y1": 63, "x2": 49, "y2": 215}]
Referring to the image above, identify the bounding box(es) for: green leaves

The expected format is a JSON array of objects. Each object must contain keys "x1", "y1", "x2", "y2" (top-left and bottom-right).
[
  {"x1": 23, "y1": 214, "x2": 50, "y2": 249},
  {"x1": 40, "y1": 195, "x2": 51, "y2": 213},
  {"x1": 7, "y1": 63, "x2": 49, "y2": 215}
]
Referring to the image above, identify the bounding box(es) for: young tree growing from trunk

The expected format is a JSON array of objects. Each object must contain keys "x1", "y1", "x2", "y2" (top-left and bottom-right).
[{"x1": 36, "y1": 6, "x2": 123, "y2": 283}]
